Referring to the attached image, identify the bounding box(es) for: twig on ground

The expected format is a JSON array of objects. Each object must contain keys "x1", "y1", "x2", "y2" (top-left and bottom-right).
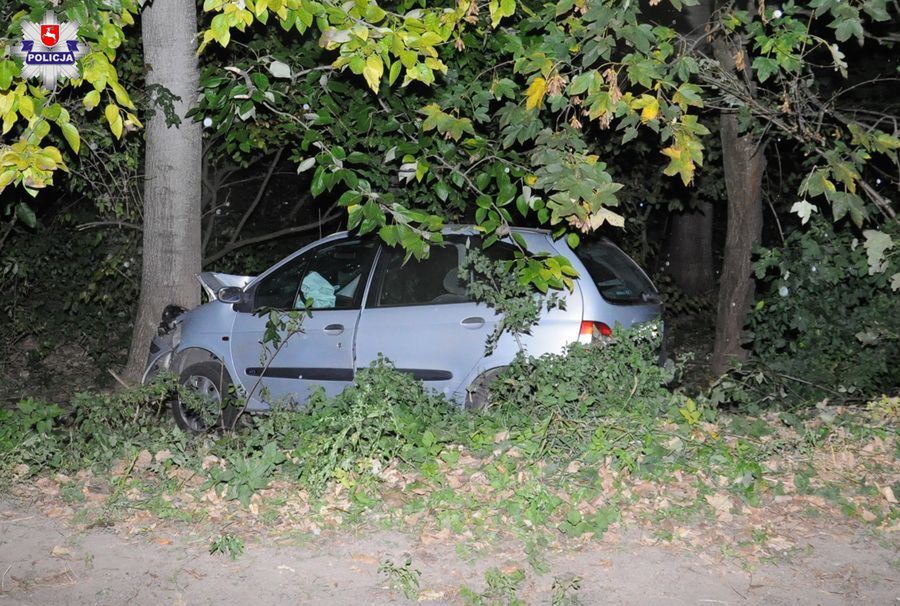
[{"x1": 107, "y1": 369, "x2": 131, "y2": 389}]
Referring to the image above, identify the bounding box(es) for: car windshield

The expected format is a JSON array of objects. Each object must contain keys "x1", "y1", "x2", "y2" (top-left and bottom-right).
[{"x1": 575, "y1": 240, "x2": 656, "y2": 304}]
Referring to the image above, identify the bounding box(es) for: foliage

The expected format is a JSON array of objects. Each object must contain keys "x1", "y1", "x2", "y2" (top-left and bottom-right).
[
  {"x1": 378, "y1": 556, "x2": 421, "y2": 600},
  {"x1": 489, "y1": 323, "x2": 675, "y2": 461},
  {"x1": 193, "y1": 0, "x2": 898, "y2": 297},
  {"x1": 0, "y1": 398, "x2": 65, "y2": 471},
  {"x1": 3, "y1": 337, "x2": 898, "y2": 558},
  {"x1": 460, "y1": 567, "x2": 526, "y2": 606},
  {"x1": 652, "y1": 272, "x2": 713, "y2": 317},
  {"x1": 747, "y1": 219, "x2": 899, "y2": 400},
  {"x1": 550, "y1": 575, "x2": 582, "y2": 606},
  {"x1": 0, "y1": 0, "x2": 140, "y2": 219},
  {"x1": 206, "y1": 441, "x2": 286, "y2": 505},
  {"x1": 209, "y1": 533, "x2": 245, "y2": 559},
  {"x1": 0, "y1": 377, "x2": 177, "y2": 477},
  {"x1": 462, "y1": 246, "x2": 564, "y2": 353},
  {"x1": 287, "y1": 357, "x2": 461, "y2": 492},
  {"x1": 0, "y1": 206, "x2": 139, "y2": 374}
]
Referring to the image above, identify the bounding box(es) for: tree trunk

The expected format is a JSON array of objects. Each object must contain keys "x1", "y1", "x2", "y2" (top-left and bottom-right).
[
  {"x1": 710, "y1": 113, "x2": 765, "y2": 375},
  {"x1": 123, "y1": 0, "x2": 201, "y2": 382},
  {"x1": 666, "y1": 201, "x2": 714, "y2": 296}
]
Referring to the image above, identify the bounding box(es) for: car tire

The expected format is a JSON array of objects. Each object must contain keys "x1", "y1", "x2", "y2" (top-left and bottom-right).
[
  {"x1": 465, "y1": 367, "x2": 507, "y2": 412},
  {"x1": 173, "y1": 361, "x2": 242, "y2": 433}
]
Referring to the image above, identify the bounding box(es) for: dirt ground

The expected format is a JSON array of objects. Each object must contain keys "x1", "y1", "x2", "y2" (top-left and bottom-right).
[{"x1": 1, "y1": 496, "x2": 896, "y2": 606}]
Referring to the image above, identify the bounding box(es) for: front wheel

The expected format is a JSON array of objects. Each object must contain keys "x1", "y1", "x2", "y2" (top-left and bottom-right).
[{"x1": 173, "y1": 361, "x2": 241, "y2": 432}]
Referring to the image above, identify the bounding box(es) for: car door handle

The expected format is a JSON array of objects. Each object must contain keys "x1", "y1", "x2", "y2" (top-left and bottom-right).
[
  {"x1": 461, "y1": 316, "x2": 485, "y2": 328},
  {"x1": 323, "y1": 324, "x2": 344, "y2": 335}
]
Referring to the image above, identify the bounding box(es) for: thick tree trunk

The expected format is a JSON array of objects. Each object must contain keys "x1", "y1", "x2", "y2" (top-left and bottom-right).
[
  {"x1": 710, "y1": 113, "x2": 765, "y2": 375},
  {"x1": 666, "y1": 201, "x2": 714, "y2": 296},
  {"x1": 123, "y1": 0, "x2": 201, "y2": 381}
]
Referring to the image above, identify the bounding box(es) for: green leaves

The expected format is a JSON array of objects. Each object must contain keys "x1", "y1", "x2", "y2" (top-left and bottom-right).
[
  {"x1": 15, "y1": 202, "x2": 37, "y2": 228},
  {"x1": 420, "y1": 104, "x2": 475, "y2": 141},
  {"x1": 488, "y1": 0, "x2": 517, "y2": 28},
  {"x1": 0, "y1": 60, "x2": 18, "y2": 91},
  {"x1": 202, "y1": 0, "x2": 457, "y2": 93},
  {"x1": 862, "y1": 230, "x2": 893, "y2": 275},
  {"x1": 60, "y1": 122, "x2": 81, "y2": 154}
]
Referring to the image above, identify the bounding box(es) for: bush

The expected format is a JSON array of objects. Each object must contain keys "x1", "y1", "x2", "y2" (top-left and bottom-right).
[
  {"x1": 0, "y1": 398, "x2": 66, "y2": 472},
  {"x1": 489, "y1": 323, "x2": 678, "y2": 462},
  {"x1": 748, "y1": 220, "x2": 899, "y2": 401},
  {"x1": 0, "y1": 379, "x2": 179, "y2": 478},
  {"x1": 285, "y1": 358, "x2": 462, "y2": 491}
]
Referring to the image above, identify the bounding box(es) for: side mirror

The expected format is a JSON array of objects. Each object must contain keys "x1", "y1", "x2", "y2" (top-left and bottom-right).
[{"x1": 217, "y1": 286, "x2": 243, "y2": 304}]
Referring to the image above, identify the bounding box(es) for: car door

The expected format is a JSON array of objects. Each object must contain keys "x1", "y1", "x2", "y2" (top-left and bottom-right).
[
  {"x1": 229, "y1": 237, "x2": 378, "y2": 407},
  {"x1": 354, "y1": 237, "x2": 501, "y2": 400}
]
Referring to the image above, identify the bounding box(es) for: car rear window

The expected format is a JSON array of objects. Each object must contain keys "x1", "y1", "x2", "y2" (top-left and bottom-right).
[{"x1": 574, "y1": 240, "x2": 656, "y2": 304}]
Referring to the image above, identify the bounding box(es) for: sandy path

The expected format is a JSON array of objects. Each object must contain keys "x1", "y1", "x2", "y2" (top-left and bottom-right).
[{"x1": 1, "y1": 498, "x2": 896, "y2": 605}]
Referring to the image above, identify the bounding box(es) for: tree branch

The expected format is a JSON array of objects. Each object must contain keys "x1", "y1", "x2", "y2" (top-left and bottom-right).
[
  {"x1": 204, "y1": 204, "x2": 341, "y2": 265},
  {"x1": 228, "y1": 147, "x2": 285, "y2": 246}
]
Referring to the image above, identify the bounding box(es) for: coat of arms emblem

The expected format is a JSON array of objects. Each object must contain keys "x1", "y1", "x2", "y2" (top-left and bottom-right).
[{"x1": 13, "y1": 13, "x2": 84, "y2": 89}]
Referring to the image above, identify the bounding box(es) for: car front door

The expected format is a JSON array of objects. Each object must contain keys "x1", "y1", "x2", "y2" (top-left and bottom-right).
[
  {"x1": 354, "y1": 237, "x2": 501, "y2": 400},
  {"x1": 229, "y1": 237, "x2": 378, "y2": 408}
]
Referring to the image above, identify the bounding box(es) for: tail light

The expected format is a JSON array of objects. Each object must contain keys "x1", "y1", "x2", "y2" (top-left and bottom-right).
[{"x1": 578, "y1": 320, "x2": 612, "y2": 343}]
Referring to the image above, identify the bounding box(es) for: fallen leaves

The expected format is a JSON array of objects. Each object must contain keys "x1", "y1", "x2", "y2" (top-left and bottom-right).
[{"x1": 705, "y1": 492, "x2": 735, "y2": 522}]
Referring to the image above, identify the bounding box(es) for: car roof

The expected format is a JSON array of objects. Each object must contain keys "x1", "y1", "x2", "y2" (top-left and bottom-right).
[
  {"x1": 441, "y1": 224, "x2": 551, "y2": 235},
  {"x1": 322, "y1": 225, "x2": 551, "y2": 241}
]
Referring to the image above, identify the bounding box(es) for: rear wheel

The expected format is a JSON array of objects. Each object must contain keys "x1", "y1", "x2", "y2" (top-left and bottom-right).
[
  {"x1": 173, "y1": 361, "x2": 241, "y2": 432},
  {"x1": 465, "y1": 367, "x2": 507, "y2": 412}
]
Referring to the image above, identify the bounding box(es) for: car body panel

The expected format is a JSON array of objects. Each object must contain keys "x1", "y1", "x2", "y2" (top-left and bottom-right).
[
  {"x1": 230, "y1": 307, "x2": 361, "y2": 405},
  {"x1": 355, "y1": 301, "x2": 500, "y2": 399}
]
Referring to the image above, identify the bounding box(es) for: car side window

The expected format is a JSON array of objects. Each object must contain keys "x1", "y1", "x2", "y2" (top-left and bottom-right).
[
  {"x1": 254, "y1": 254, "x2": 307, "y2": 311},
  {"x1": 253, "y1": 239, "x2": 376, "y2": 311},
  {"x1": 371, "y1": 238, "x2": 518, "y2": 307},
  {"x1": 374, "y1": 241, "x2": 469, "y2": 307}
]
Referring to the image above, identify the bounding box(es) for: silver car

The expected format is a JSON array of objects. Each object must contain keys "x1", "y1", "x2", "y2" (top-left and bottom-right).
[{"x1": 144, "y1": 226, "x2": 663, "y2": 431}]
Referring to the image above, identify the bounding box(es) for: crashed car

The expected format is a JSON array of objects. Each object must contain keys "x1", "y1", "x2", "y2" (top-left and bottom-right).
[{"x1": 144, "y1": 226, "x2": 664, "y2": 431}]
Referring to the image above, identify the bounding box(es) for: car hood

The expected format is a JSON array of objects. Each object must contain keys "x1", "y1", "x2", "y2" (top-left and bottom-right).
[{"x1": 197, "y1": 271, "x2": 255, "y2": 301}]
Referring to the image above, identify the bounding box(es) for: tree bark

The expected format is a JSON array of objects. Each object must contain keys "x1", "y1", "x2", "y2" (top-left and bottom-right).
[
  {"x1": 123, "y1": 0, "x2": 201, "y2": 381},
  {"x1": 666, "y1": 201, "x2": 714, "y2": 296},
  {"x1": 710, "y1": 112, "x2": 765, "y2": 375}
]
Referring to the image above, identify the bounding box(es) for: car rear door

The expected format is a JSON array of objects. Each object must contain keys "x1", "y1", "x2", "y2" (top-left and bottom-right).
[
  {"x1": 229, "y1": 237, "x2": 378, "y2": 407},
  {"x1": 353, "y1": 237, "x2": 499, "y2": 400}
]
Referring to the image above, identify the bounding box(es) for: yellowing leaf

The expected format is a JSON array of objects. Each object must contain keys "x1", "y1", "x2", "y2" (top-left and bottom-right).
[
  {"x1": 60, "y1": 122, "x2": 80, "y2": 154},
  {"x1": 525, "y1": 77, "x2": 547, "y2": 111},
  {"x1": 0, "y1": 169, "x2": 16, "y2": 192},
  {"x1": 105, "y1": 104, "x2": 123, "y2": 139},
  {"x1": 363, "y1": 55, "x2": 383, "y2": 92},
  {"x1": 661, "y1": 145, "x2": 695, "y2": 185},
  {"x1": 595, "y1": 207, "x2": 625, "y2": 228},
  {"x1": 632, "y1": 94, "x2": 659, "y2": 123},
  {"x1": 17, "y1": 95, "x2": 34, "y2": 119}
]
